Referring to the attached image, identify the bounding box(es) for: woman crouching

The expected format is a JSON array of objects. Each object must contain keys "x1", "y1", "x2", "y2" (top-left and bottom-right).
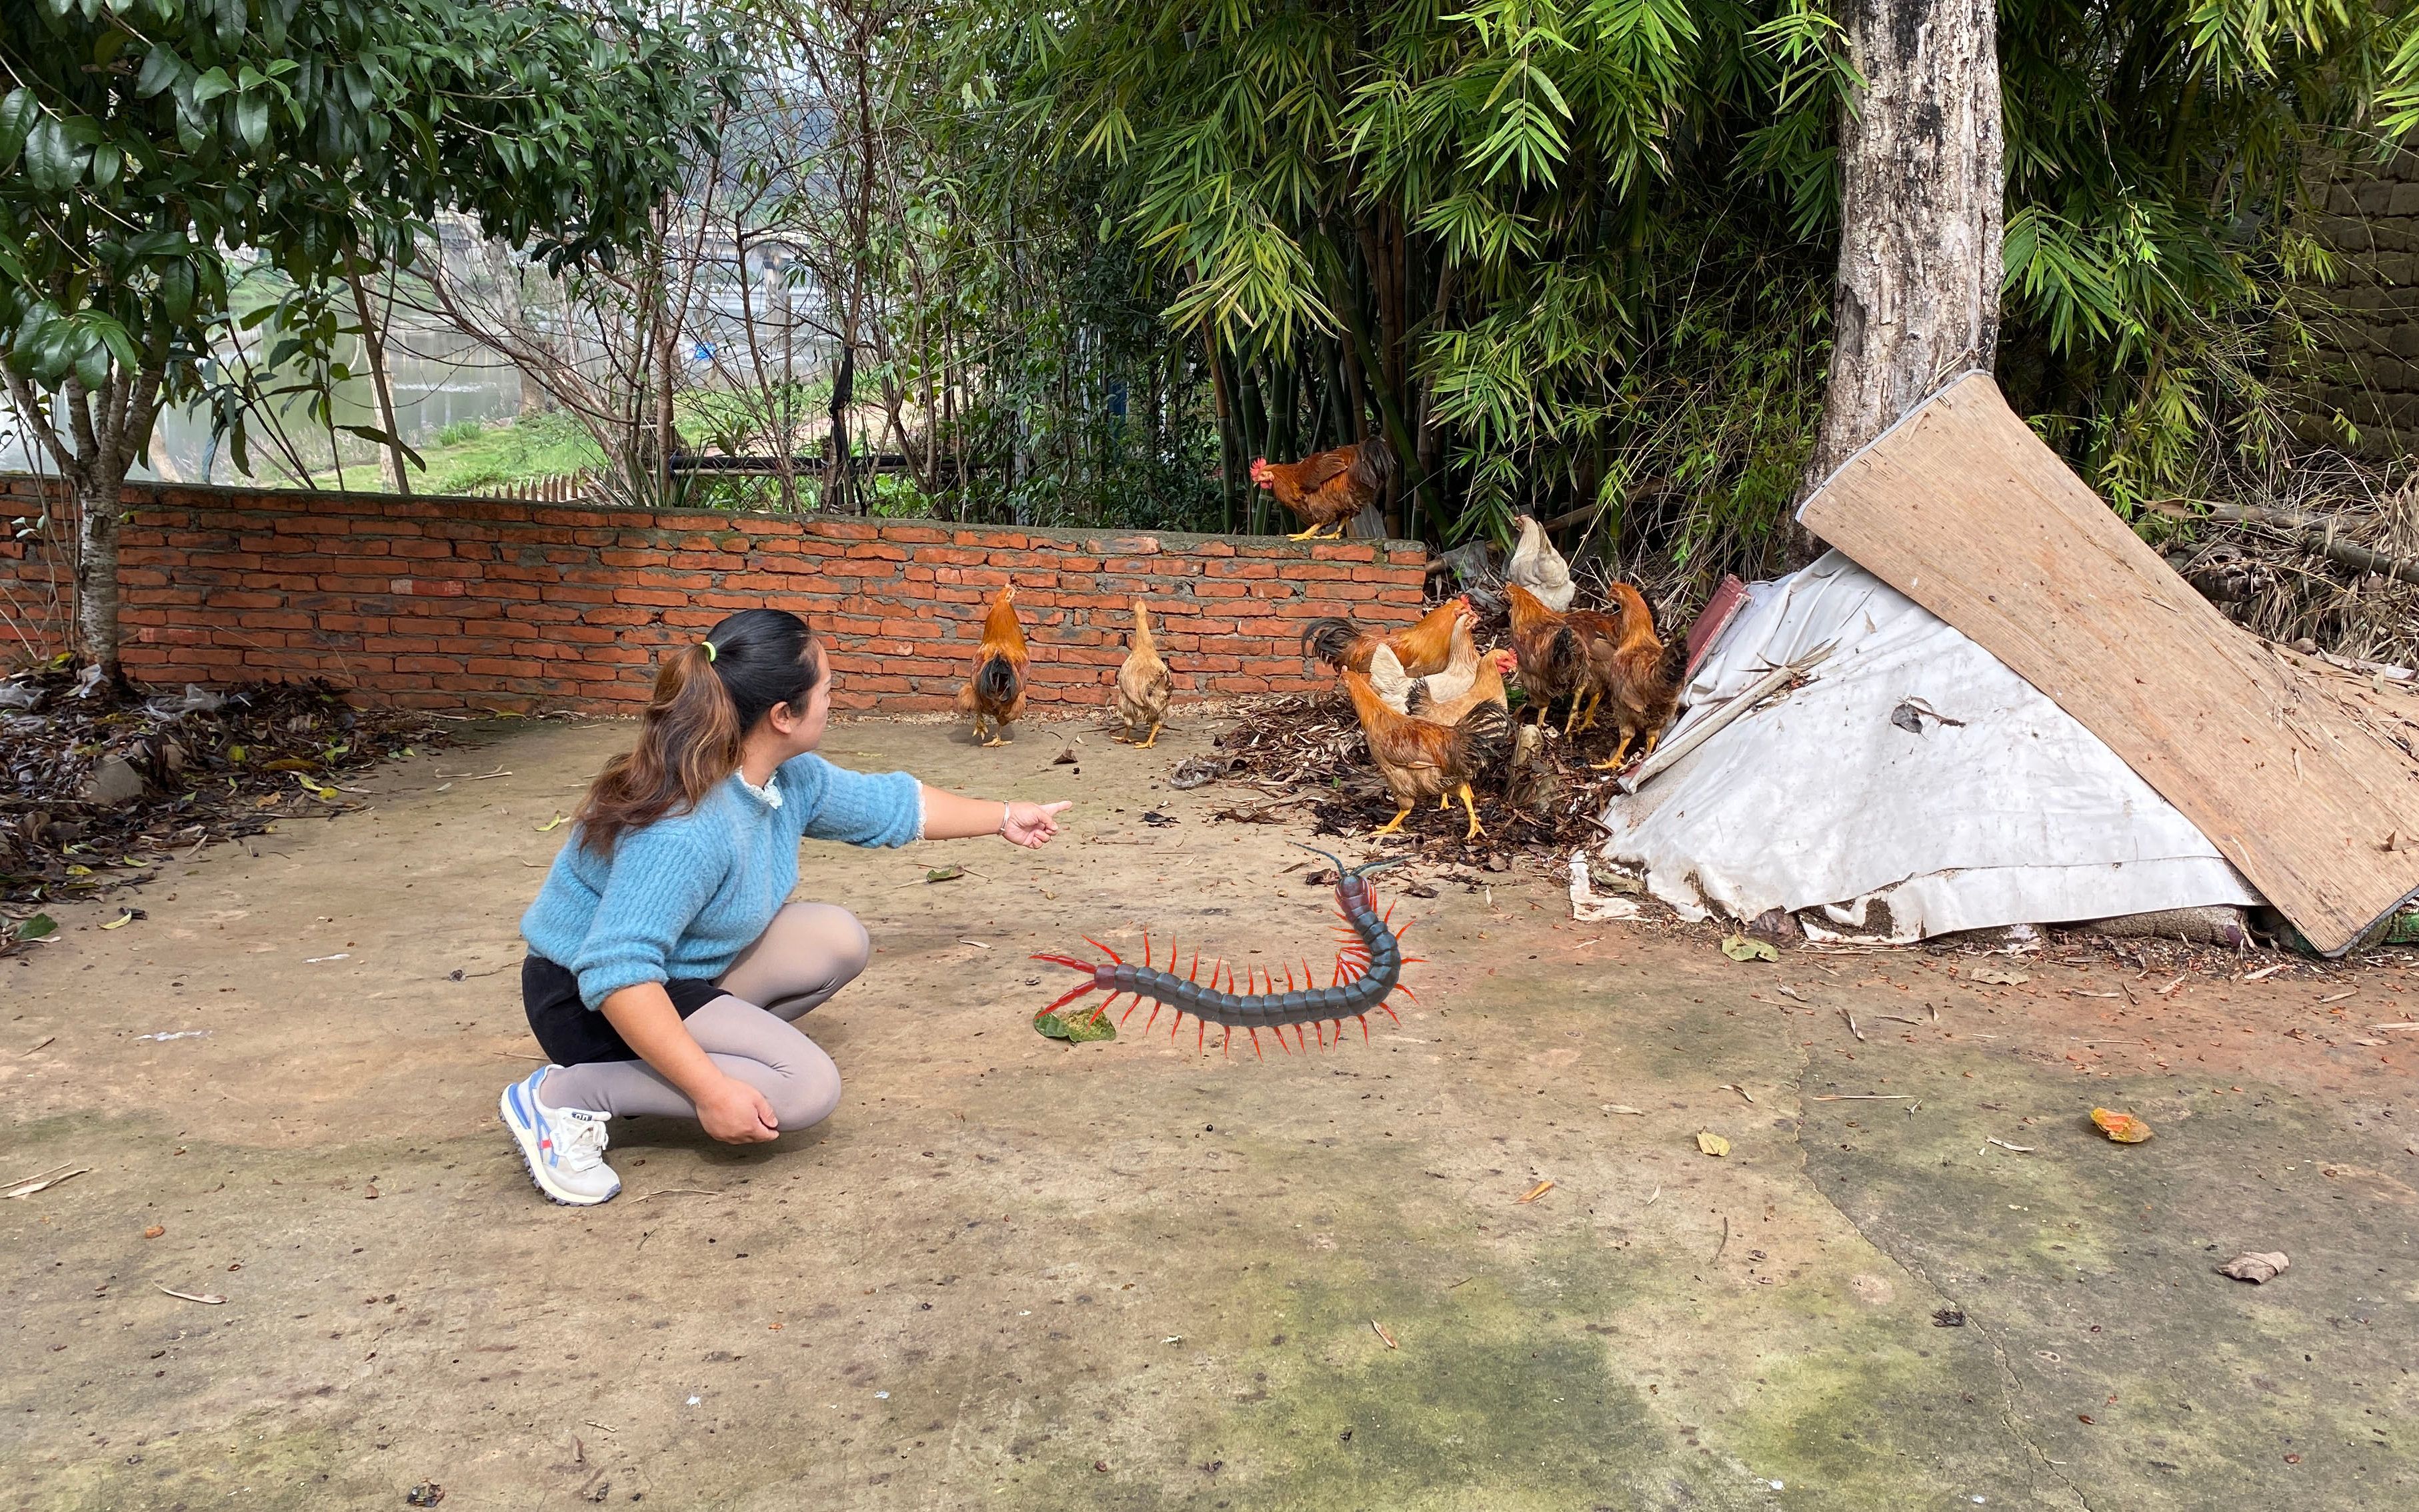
[{"x1": 503, "y1": 607, "x2": 1068, "y2": 1205}]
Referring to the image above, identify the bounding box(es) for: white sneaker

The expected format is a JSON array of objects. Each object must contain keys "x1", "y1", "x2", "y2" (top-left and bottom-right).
[{"x1": 500, "y1": 1067, "x2": 621, "y2": 1206}]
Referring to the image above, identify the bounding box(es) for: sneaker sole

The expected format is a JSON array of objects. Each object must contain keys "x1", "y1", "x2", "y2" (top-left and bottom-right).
[{"x1": 499, "y1": 1082, "x2": 619, "y2": 1207}]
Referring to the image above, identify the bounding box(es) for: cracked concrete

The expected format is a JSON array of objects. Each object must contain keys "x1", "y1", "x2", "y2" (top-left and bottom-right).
[{"x1": 4, "y1": 714, "x2": 2416, "y2": 1509}]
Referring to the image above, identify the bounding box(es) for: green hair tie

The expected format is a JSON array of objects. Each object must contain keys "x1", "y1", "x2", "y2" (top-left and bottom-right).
[{"x1": 701, "y1": 640, "x2": 718, "y2": 663}]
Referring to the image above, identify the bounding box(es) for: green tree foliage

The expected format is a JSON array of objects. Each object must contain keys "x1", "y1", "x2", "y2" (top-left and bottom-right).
[
  {"x1": 0, "y1": 0, "x2": 734, "y2": 675},
  {"x1": 932, "y1": 0, "x2": 2419, "y2": 580}
]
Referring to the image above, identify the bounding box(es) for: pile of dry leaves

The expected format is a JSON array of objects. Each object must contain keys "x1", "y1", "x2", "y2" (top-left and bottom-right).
[{"x1": 0, "y1": 660, "x2": 448, "y2": 947}]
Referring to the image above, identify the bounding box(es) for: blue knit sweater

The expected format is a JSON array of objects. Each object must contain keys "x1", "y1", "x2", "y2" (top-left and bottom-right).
[{"x1": 521, "y1": 755, "x2": 923, "y2": 1009}]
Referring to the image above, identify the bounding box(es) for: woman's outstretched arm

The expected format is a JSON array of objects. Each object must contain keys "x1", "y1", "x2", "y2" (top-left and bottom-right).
[{"x1": 919, "y1": 787, "x2": 1070, "y2": 849}]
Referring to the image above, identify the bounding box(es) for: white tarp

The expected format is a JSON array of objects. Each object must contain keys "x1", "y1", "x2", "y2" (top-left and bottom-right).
[{"x1": 1597, "y1": 552, "x2": 2262, "y2": 941}]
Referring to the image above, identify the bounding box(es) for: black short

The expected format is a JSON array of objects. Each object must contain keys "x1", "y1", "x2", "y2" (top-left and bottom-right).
[{"x1": 521, "y1": 955, "x2": 727, "y2": 1067}]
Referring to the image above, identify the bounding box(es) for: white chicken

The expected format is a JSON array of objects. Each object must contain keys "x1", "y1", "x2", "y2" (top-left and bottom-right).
[
  {"x1": 1367, "y1": 607, "x2": 1485, "y2": 715},
  {"x1": 1508, "y1": 514, "x2": 1576, "y2": 613}
]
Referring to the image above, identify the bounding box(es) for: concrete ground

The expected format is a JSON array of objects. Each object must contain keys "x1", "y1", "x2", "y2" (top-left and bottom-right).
[{"x1": 4, "y1": 712, "x2": 2416, "y2": 1511}]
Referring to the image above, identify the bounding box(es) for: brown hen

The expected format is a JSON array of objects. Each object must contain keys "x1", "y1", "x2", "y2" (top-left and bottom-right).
[{"x1": 955, "y1": 585, "x2": 1027, "y2": 747}]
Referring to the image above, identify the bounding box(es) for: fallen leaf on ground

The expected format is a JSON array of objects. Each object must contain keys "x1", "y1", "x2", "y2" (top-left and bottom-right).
[
  {"x1": 925, "y1": 866, "x2": 964, "y2": 884},
  {"x1": 1968, "y1": 967, "x2": 2030, "y2": 986},
  {"x1": 12, "y1": 913, "x2": 57, "y2": 943},
  {"x1": 1370, "y1": 1320, "x2": 1398, "y2": 1349},
  {"x1": 1602, "y1": 1103, "x2": 1644, "y2": 1115},
  {"x1": 535, "y1": 814, "x2": 568, "y2": 833},
  {"x1": 2090, "y1": 1108, "x2": 2154, "y2": 1143},
  {"x1": 143, "y1": 1225, "x2": 164, "y2": 1239},
  {"x1": 99, "y1": 911, "x2": 136, "y2": 929},
  {"x1": 2218, "y1": 1251, "x2": 2289, "y2": 1283},
  {"x1": 1696, "y1": 1131, "x2": 1731, "y2": 1157},
  {"x1": 1721, "y1": 933, "x2": 1778, "y2": 963},
  {"x1": 1035, "y1": 1009, "x2": 1116, "y2": 1043},
  {"x1": 1516, "y1": 1179, "x2": 1554, "y2": 1204}
]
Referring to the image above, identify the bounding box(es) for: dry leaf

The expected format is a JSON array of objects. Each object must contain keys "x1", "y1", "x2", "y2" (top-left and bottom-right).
[
  {"x1": 1602, "y1": 1103, "x2": 1644, "y2": 1115},
  {"x1": 925, "y1": 866, "x2": 964, "y2": 884},
  {"x1": 2217, "y1": 1251, "x2": 2289, "y2": 1283},
  {"x1": 535, "y1": 815, "x2": 569, "y2": 833},
  {"x1": 2090, "y1": 1107, "x2": 2153, "y2": 1143},
  {"x1": 1516, "y1": 1179, "x2": 1554, "y2": 1204},
  {"x1": 143, "y1": 1224, "x2": 164, "y2": 1239},
  {"x1": 1370, "y1": 1320, "x2": 1398, "y2": 1349},
  {"x1": 1721, "y1": 933, "x2": 1778, "y2": 963},
  {"x1": 99, "y1": 911, "x2": 135, "y2": 929},
  {"x1": 1968, "y1": 967, "x2": 2030, "y2": 986},
  {"x1": 1696, "y1": 1131, "x2": 1730, "y2": 1157}
]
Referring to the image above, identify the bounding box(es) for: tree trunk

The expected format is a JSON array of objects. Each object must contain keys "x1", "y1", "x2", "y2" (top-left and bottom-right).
[
  {"x1": 74, "y1": 469, "x2": 127, "y2": 685},
  {"x1": 1806, "y1": 0, "x2": 2003, "y2": 527},
  {"x1": 348, "y1": 271, "x2": 412, "y2": 497}
]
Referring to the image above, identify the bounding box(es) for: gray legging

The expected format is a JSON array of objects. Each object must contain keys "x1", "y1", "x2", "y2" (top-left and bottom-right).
[{"x1": 542, "y1": 902, "x2": 867, "y2": 1131}]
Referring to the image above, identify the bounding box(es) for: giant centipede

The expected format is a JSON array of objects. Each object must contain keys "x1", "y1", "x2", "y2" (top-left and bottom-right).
[{"x1": 1031, "y1": 845, "x2": 1422, "y2": 1059}]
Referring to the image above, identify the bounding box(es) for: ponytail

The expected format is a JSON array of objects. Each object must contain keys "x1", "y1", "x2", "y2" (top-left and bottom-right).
[{"x1": 575, "y1": 609, "x2": 824, "y2": 855}]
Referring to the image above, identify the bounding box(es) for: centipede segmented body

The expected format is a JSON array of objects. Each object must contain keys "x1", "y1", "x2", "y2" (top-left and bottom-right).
[{"x1": 1032, "y1": 845, "x2": 1422, "y2": 1059}]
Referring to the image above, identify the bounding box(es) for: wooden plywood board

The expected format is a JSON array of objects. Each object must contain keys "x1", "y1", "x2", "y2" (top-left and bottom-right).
[{"x1": 1798, "y1": 372, "x2": 2419, "y2": 955}]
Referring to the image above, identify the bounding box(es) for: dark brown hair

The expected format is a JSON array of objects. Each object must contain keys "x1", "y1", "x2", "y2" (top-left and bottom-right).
[{"x1": 575, "y1": 609, "x2": 824, "y2": 855}]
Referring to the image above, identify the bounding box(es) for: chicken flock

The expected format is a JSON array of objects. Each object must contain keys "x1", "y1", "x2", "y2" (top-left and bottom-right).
[{"x1": 951, "y1": 461, "x2": 1686, "y2": 847}]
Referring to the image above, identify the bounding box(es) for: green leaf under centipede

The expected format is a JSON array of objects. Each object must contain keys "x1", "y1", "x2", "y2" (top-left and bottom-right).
[{"x1": 1035, "y1": 1008, "x2": 1117, "y2": 1043}]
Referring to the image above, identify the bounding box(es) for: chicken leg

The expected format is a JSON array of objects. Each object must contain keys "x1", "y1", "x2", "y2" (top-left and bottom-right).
[
  {"x1": 1372, "y1": 805, "x2": 1414, "y2": 837},
  {"x1": 1137, "y1": 721, "x2": 1162, "y2": 749},
  {"x1": 1286, "y1": 520, "x2": 1348, "y2": 542},
  {"x1": 1455, "y1": 781, "x2": 1484, "y2": 841},
  {"x1": 1590, "y1": 734, "x2": 1634, "y2": 771}
]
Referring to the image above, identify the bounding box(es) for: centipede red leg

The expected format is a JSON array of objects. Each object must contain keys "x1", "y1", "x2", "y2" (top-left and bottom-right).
[
  {"x1": 1248, "y1": 1027, "x2": 1263, "y2": 1060},
  {"x1": 1035, "y1": 981, "x2": 1095, "y2": 1023}
]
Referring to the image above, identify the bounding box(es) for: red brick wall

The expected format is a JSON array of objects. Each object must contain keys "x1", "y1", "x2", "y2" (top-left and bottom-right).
[{"x1": 0, "y1": 477, "x2": 1429, "y2": 713}]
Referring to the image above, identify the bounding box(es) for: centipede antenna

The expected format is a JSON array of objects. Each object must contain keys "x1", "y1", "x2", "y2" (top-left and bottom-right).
[
  {"x1": 1290, "y1": 841, "x2": 1350, "y2": 875},
  {"x1": 1081, "y1": 936, "x2": 1123, "y2": 965}
]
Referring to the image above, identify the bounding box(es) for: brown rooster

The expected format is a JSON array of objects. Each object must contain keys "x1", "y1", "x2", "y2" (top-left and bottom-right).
[
  {"x1": 1505, "y1": 581, "x2": 1586, "y2": 735},
  {"x1": 1111, "y1": 599, "x2": 1173, "y2": 748},
  {"x1": 1302, "y1": 597, "x2": 1468, "y2": 678},
  {"x1": 955, "y1": 584, "x2": 1027, "y2": 747},
  {"x1": 1250, "y1": 436, "x2": 1395, "y2": 541},
  {"x1": 1581, "y1": 584, "x2": 1689, "y2": 770},
  {"x1": 1341, "y1": 668, "x2": 1514, "y2": 841}
]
